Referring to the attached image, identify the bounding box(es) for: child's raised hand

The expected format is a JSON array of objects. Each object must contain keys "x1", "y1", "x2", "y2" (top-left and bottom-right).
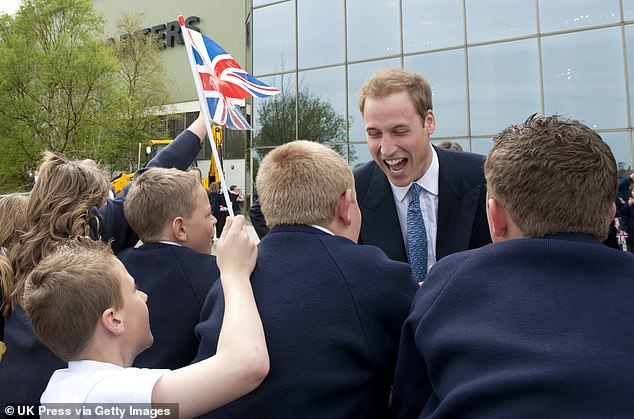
[{"x1": 216, "y1": 215, "x2": 257, "y2": 280}]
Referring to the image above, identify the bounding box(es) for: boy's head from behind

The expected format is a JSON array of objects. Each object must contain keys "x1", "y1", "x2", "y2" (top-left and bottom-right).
[
  {"x1": 23, "y1": 239, "x2": 152, "y2": 363},
  {"x1": 485, "y1": 114, "x2": 617, "y2": 241},
  {"x1": 125, "y1": 168, "x2": 216, "y2": 254},
  {"x1": 257, "y1": 140, "x2": 360, "y2": 241}
]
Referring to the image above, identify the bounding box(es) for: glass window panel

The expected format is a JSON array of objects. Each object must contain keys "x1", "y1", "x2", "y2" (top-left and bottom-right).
[
  {"x1": 297, "y1": 66, "x2": 347, "y2": 144},
  {"x1": 251, "y1": 147, "x2": 275, "y2": 185},
  {"x1": 624, "y1": 25, "x2": 634, "y2": 125},
  {"x1": 542, "y1": 27, "x2": 627, "y2": 130},
  {"x1": 539, "y1": 0, "x2": 620, "y2": 33},
  {"x1": 465, "y1": 0, "x2": 536, "y2": 44},
  {"x1": 347, "y1": 0, "x2": 400, "y2": 61},
  {"x1": 626, "y1": 0, "x2": 634, "y2": 21},
  {"x1": 347, "y1": 58, "x2": 401, "y2": 142},
  {"x1": 253, "y1": 2, "x2": 296, "y2": 76},
  {"x1": 470, "y1": 138, "x2": 494, "y2": 156},
  {"x1": 348, "y1": 143, "x2": 373, "y2": 168},
  {"x1": 298, "y1": 0, "x2": 345, "y2": 68},
  {"x1": 298, "y1": 66, "x2": 346, "y2": 117},
  {"x1": 406, "y1": 49, "x2": 468, "y2": 137},
  {"x1": 468, "y1": 39, "x2": 540, "y2": 136},
  {"x1": 432, "y1": 138, "x2": 469, "y2": 152},
  {"x1": 403, "y1": 0, "x2": 464, "y2": 53},
  {"x1": 601, "y1": 132, "x2": 632, "y2": 176},
  {"x1": 253, "y1": 73, "x2": 297, "y2": 147}
]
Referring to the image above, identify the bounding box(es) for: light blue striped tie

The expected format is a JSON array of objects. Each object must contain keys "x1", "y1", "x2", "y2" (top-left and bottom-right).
[{"x1": 407, "y1": 183, "x2": 428, "y2": 282}]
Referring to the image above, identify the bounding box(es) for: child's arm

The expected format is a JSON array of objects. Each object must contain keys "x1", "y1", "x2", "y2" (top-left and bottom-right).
[{"x1": 151, "y1": 215, "x2": 268, "y2": 418}]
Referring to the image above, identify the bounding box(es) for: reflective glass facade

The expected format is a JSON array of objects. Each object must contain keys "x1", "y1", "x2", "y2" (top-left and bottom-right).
[{"x1": 250, "y1": 0, "x2": 634, "y2": 181}]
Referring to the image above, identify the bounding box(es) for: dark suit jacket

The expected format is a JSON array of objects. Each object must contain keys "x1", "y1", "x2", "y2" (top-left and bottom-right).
[
  {"x1": 118, "y1": 243, "x2": 219, "y2": 369},
  {"x1": 353, "y1": 146, "x2": 491, "y2": 263},
  {"x1": 392, "y1": 234, "x2": 634, "y2": 419},
  {"x1": 193, "y1": 225, "x2": 417, "y2": 419}
]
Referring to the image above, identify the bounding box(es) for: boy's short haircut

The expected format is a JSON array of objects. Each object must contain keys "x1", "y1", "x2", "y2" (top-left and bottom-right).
[
  {"x1": 256, "y1": 140, "x2": 355, "y2": 228},
  {"x1": 124, "y1": 168, "x2": 199, "y2": 243},
  {"x1": 485, "y1": 114, "x2": 617, "y2": 240},
  {"x1": 358, "y1": 68, "x2": 433, "y2": 122},
  {"x1": 22, "y1": 239, "x2": 123, "y2": 362}
]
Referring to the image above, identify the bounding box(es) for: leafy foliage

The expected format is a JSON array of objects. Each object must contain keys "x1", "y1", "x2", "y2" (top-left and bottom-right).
[{"x1": 0, "y1": 0, "x2": 169, "y2": 192}]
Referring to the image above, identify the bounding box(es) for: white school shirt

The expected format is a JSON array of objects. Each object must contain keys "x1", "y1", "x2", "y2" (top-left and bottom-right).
[
  {"x1": 390, "y1": 144, "x2": 439, "y2": 270},
  {"x1": 41, "y1": 360, "x2": 169, "y2": 404}
]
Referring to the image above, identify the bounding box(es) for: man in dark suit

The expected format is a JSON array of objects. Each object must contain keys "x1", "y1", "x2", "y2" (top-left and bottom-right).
[
  {"x1": 355, "y1": 68, "x2": 490, "y2": 278},
  {"x1": 391, "y1": 114, "x2": 634, "y2": 418},
  {"x1": 249, "y1": 69, "x2": 490, "y2": 279},
  {"x1": 195, "y1": 140, "x2": 416, "y2": 418}
]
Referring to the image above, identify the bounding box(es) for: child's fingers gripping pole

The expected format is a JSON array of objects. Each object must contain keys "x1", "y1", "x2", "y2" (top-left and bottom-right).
[{"x1": 216, "y1": 215, "x2": 257, "y2": 277}]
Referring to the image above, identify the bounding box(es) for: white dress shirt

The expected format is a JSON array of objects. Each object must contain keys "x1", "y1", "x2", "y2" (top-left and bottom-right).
[{"x1": 390, "y1": 144, "x2": 439, "y2": 269}]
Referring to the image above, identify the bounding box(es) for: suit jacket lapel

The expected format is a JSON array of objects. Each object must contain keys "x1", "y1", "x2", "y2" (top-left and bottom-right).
[
  {"x1": 359, "y1": 162, "x2": 408, "y2": 263},
  {"x1": 436, "y1": 147, "x2": 483, "y2": 259}
]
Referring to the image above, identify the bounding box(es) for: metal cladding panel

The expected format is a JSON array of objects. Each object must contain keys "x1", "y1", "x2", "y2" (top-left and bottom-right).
[{"x1": 93, "y1": 0, "x2": 247, "y2": 104}]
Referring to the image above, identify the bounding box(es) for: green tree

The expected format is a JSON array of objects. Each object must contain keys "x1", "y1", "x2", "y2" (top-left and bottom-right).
[
  {"x1": 0, "y1": 0, "x2": 118, "y2": 191},
  {"x1": 103, "y1": 13, "x2": 169, "y2": 173},
  {"x1": 0, "y1": 0, "x2": 170, "y2": 192}
]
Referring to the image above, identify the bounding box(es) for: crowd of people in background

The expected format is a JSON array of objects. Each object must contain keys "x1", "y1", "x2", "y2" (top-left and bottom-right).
[{"x1": 0, "y1": 67, "x2": 633, "y2": 418}]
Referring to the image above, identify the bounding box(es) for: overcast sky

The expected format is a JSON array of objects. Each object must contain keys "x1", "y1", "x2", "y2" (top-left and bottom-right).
[{"x1": 0, "y1": 0, "x2": 21, "y2": 15}]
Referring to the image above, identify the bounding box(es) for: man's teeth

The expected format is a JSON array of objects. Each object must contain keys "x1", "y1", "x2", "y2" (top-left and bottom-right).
[{"x1": 385, "y1": 158, "x2": 404, "y2": 166}]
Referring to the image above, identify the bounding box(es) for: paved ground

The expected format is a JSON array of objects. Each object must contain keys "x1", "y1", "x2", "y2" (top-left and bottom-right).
[{"x1": 211, "y1": 217, "x2": 260, "y2": 256}]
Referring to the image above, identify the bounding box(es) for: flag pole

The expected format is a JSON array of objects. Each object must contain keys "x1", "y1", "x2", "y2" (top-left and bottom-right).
[{"x1": 178, "y1": 15, "x2": 235, "y2": 218}]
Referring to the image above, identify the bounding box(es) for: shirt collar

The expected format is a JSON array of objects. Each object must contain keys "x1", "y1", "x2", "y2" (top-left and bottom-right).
[
  {"x1": 310, "y1": 225, "x2": 335, "y2": 235},
  {"x1": 157, "y1": 240, "x2": 182, "y2": 247},
  {"x1": 390, "y1": 144, "x2": 439, "y2": 202}
]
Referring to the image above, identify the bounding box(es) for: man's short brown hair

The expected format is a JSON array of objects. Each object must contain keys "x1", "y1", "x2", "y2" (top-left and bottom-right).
[
  {"x1": 358, "y1": 68, "x2": 433, "y2": 121},
  {"x1": 485, "y1": 114, "x2": 617, "y2": 240},
  {"x1": 23, "y1": 239, "x2": 123, "y2": 362},
  {"x1": 256, "y1": 140, "x2": 355, "y2": 228},
  {"x1": 124, "y1": 168, "x2": 199, "y2": 243}
]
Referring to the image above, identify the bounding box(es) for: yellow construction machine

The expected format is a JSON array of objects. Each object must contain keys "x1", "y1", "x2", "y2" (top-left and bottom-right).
[{"x1": 110, "y1": 125, "x2": 223, "y2": 193}]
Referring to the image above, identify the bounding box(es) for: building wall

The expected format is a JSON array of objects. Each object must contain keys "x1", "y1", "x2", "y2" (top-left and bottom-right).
[
  {"x1": 93, "y1": 0, "x2": 247, "y2": 105},
  {"x1": 250, "y1": 0, "x2": 634, "y2": 178},
  {"x1": 93, "y1": 0, "x2": 249, "y2": 188}
]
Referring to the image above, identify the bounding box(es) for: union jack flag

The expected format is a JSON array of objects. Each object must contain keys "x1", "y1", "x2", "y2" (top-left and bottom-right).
[{"x1": 182, "y1": 27, "x2": 280, "y2": 130}]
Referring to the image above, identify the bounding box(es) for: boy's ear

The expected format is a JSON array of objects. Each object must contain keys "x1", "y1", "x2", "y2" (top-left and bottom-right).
[
  {"x1": 487, "y1": 198, "x2": 508, "y2": 240},
  {"x1": 336, "y1": 189, "x2": 354, "y2": 226},
  {"x1": 171, "y1": 217, "x2": 187, "y2": 241},
  {"x1": 101, "y1": 307, "x2": 124, "y2": 336}
]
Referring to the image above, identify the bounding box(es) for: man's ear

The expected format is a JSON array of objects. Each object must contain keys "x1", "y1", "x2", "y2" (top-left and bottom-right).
[
  {"x1": 171, "y1": 217, "x2": 186, "y2": 242},
  {"x1": 336, "y1": 189, "x2": 354, "y2": 226},
  {"x1": 101, "y1": 307, "x2": 124, "y2": 336},
  {"x1": 424, "y1": 109, "x2": 436, "y2": 135},
  {"x1": 487, "y1": 198, "x2": 508, "y2": 240},
  {"x1": 610, "y1": 202, "x2": 617, "y2": 221}
]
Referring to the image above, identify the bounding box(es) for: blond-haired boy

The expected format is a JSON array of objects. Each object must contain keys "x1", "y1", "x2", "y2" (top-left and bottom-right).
[
  {"x1": 118, "y1": 168, "x2": 218, "y2": 369},
  {"x1": 194, "y1": 140, "x2": 416, "y2": 418}
]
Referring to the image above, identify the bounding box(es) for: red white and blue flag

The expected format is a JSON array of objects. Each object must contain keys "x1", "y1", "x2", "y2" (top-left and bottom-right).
[{"x1": 181, "y1": 23, "x2": 280, "y2": 130}]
